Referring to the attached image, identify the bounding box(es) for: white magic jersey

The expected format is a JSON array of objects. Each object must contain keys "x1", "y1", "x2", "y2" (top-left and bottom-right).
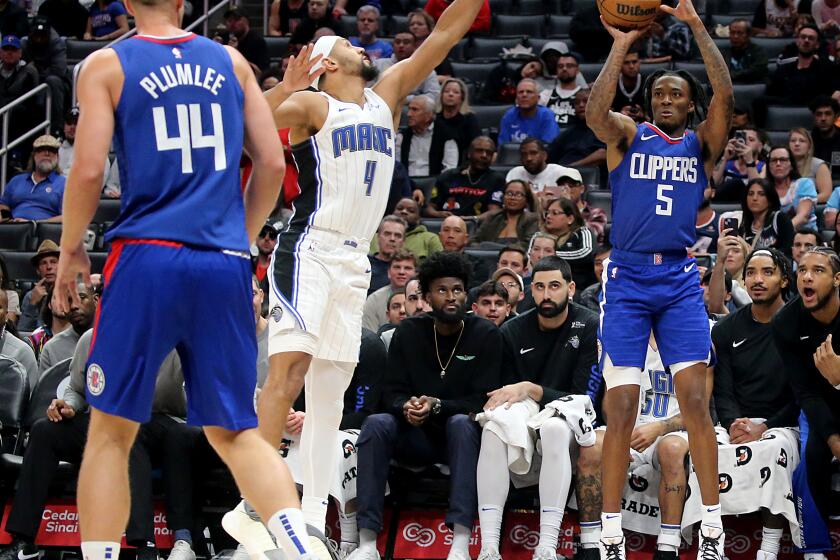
[
  {"x1": 636, "y1": 344, "x2": 681, "y2": 426},
  {"x1": 288, "y1": 88, "x2": 395, "y2": 242}
]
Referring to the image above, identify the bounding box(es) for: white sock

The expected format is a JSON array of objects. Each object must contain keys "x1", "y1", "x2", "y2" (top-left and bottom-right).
[
  {"x1": 579, "y1": 521, "x2": 601, "y2": 549},
  {"x1": 449, "y1": 524, "x2": 471, "y2": 557},
  {"x1": 301, "y1": 496, "x2": 329, "y2": 533},
  {"x1": 538, "y1": 507, "x2": 564, "y2": 551},
  {"x1": 760, "y1": 527, "x2": 783, "y2": 555},
  {"x1": 657, "y1": 524, "x2": 681, "y2": 552},
  {"x1": 358, "y1": 528, "x2": 378, "y2": 553},
  {"x1": 81, "y1": 541, "x2": 121, "y2": 560},
  {"x1": 478, "y1": 504, "x2": 503, "y2": 552},
  {"x1": 338, "y1": 510, "x2": 358, "y2": 545},
  {"x1": 600, "y1": 512, "x2": 622, "y2": 541},
  {"x1": 266, "y1": 508, "x2": 314, "y2": 559},
  {"x1": 700, "y1": 504, "x2": 723, "y2": 532}
]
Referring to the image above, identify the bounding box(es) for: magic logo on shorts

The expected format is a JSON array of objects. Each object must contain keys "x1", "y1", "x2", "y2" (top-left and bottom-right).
[{"x1": 87, "y1": 363, "x2": 106, "y2": 396}]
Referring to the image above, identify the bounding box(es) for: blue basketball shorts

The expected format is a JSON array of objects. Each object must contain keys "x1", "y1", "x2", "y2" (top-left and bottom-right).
[
  {"x1": 86, "y1": 239, "x2": 258, "y2": 430},
  {"x1": 599, "y1": 249, "x2": 711, "y2": 371}
]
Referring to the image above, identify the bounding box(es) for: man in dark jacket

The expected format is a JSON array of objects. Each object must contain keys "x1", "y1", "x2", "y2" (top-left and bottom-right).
[
  {"x1": 23, "y1": 17, "x2": 68, "y2": 133},
  {"x1": 720, "y1": 19, "x2": 768, "y2": 84},
  {"x1": 37, "y1": 0, "x2": 89, "y2": 39}
]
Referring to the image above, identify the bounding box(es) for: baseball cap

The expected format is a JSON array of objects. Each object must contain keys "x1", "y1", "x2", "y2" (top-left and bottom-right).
[
  {"x1": 556, "y1": 167, "x2": 583, "y2": 184},
  {"x1": 65, "y1": 107, "x2": 80, "y2": 124},
  {"x1": 1, "y1": 35, "x2": 21, "y2": 49},
  {"x1": 223, "y1": 6, "x2": 245, "y2": 19},
  {"x1": 31, "y1": 17, "x2": 50, "y2": 34},
  {"x1": 32, "y1": 134, "x2": 61, "y2": 150},
  {"x1": 492, "y1": 267, "x2": 524, "y2": 292}
]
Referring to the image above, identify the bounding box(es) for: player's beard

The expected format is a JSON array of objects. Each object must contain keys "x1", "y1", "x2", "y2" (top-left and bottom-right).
[
  {"x1": 537, "y1": 297, "x2": 568, "y2": 318},
  {"x1": 361, "y1": 61, "x2": 379, "y2": 82},
  {"x1": 431, "y1": 302, "x2": 466, "y2": 324}
]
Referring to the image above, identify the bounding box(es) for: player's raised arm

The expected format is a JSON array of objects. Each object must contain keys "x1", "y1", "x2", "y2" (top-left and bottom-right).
[
  {"x1": 374, "y1": 0, "x2": 483, "y2": 109},
  {"x1": 661, "y1": 0, "x2": 733, "y2": 168},
  {"x1": 263, "y1": 44, "x2": 328, "y2": 136},
  {"x1": 227, "y1": 46, "x2": 286, "y2": 242},
  {"x1": 55, "y1": 49, "x2": 121, "y2": 313},
  {"x1": 585, "y1": 18, "x2": 644, "y2": 165}
]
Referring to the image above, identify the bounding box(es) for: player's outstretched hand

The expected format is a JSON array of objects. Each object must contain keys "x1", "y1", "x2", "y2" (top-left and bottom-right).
[
  {"x1": 280, "y1": 43, "x2": 325, "y2": 94},
  {"x1": 52, "y1": 243, "x2": 91, "y2": 316},
  {"x1": 599, "y1": 16, "x2": 650, "y2": 45},
  {"x1": 659, "y1": 0, "x2": 701, "y2": 24}
]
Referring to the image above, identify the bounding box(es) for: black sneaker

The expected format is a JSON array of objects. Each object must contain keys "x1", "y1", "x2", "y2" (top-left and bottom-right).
[
  {"x1": 573, "y1": 548, "x2": 601, "y2": 560},
  {"x1": 0, "y1": 541, "x2": 39, "y2": 560},
  {"x1": 598, "y1": 537, "x2": 626, "y2": 560},
  {"x1": 653, "y1": 550, "x2": 678, "y2": 560}
]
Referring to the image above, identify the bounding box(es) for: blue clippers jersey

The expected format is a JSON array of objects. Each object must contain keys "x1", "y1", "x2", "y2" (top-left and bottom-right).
[
  {"x1": 107, "y1": 34, "x2": 248, "y2": 251},
  {"x1": 609, "y1": 123, "x2": 707, "y2": 254}
]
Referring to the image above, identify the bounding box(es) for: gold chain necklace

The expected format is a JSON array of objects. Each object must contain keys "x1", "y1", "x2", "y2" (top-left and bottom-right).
[{"x1": 433, "y1": 320, "x2": 465, "y2": 379}]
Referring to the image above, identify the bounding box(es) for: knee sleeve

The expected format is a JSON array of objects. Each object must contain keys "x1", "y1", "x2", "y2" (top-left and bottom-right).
[
  {"x1": 477, "y1": 429, "x2": 511, "y2": 507},
  {"x1": 537, "y1": 418, "x2": 574, "y2": 509}
]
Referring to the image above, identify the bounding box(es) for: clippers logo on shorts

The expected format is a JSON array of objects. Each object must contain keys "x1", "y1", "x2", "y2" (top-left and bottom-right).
[
  {"x1": 735, "y1": 445, "x2": 752, "y2": 466},
  {"x1": 719, "y1": 473, "x2": 733, "y2": 493},
  {"x1": 777, "y1": 448, "x2": 788, "y2": 468},
  {"x1": 759, "y1": 466, "x2": 771, "y2": 488},
  {"x1": 86, "y1": 364, "x2": 106, "y2": 396},
  {"x1": 629, "y1": 474, "x2": 649, "y2": 492},
  {"x1": 270, "y1": 305, "x2": 284, "y2": 322}
]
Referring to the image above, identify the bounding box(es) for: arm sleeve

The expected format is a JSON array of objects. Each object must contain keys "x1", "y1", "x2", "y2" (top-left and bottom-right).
[
  {"x1": 341, "y1": 332, "x2": 387, "y2": 429},
  {"x1": 711, "y1": 322, "x2": 740, "y2": 430},
  {"x1": 797, "y1": 178, "x2": 818, "y2": 202},
  {"x1": 440, "y1": 325, "x2": 504, "y2": 416},
  {"x1": 382, "y1": 326, "x2": 412, "y2": 417}
]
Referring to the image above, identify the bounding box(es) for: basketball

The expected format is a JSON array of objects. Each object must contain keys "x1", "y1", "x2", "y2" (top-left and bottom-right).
[{"x1": 598, "y1": 0, "x2": 662, "y2": 29}]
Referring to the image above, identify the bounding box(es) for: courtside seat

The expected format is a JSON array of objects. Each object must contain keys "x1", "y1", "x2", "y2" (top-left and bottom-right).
[
  {"x1": 66, "y1": 39, "x2": 103, "y2": 66},
  {"x1": 0, "y1": 251, "x2": 38, "y2": 284},
  {"x1": 493, "y1": 14, "x2": 545, "y2": 37},
  {"x1": 0, "y1": 223, "x2": 34, "y2": 251},
  {"x1": 92, "y1": 199, "x2": 121, "y2": 224},
  {"x1": 766, "y1": 106, "x2": 813, "y2": 131}
]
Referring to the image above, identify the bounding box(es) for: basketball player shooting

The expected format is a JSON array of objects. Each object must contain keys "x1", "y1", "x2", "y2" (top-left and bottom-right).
[
  {"x1": 51, "y1": 1, "x2": 321, "y2": 560},
  {"x1": 230, "y1": 0, "x2": 485, "y2": 550},
  {"x1": 585, "y1": 1, "x2": 733, "y2": 560}
]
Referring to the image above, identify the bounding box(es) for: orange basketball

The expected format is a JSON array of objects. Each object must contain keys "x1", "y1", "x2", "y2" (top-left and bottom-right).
[{"x1": 598, "y1": 0, "x2": 662, "y2": 29}]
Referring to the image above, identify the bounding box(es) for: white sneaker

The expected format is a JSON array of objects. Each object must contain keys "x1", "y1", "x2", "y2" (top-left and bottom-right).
[
  {"x1": 338, "y1": 542, "x2": 358, "y2": 560},
  {"x1": 477, "y1": 549, "x2": 502, "y2": 560},
  {"x1": 598, "y1": 536, "x2": 625, "y2": 560},
  {"x1": 166, "y1": 541, "x2": 196, "y2": 560},
  {"x1": 697, "y1": 526, "x2": 725, "y2": 560},
  {"x1": 447, "y1": 549, "x2": 472, "y2": 560},
  {"x1": 230, "y1": 545, "x2": 250, "y2": 560},
  {"x1": 345, "y1": 547, "x2": 380, "y2": 560},
  {"x1": 222, "y1": 500, "x2": 279, "y2": 559},
  {"x1": 532, "y1": 547, "x2": 557, "y2": 560},
  {"x1": 756, "y1": 551, "x2": 777, "y2": 560}
]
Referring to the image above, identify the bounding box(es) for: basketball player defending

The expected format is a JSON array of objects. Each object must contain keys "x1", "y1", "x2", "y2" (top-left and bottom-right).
[
  {"x1": 52, "y1": 1, "x2": 319, "y2": 560},
  {"x1": 585, "y1": 1, "x2": 733, "y2": 559},
  {"x1": 236, "y1": 0, "x2": 485, "y2": 546}
]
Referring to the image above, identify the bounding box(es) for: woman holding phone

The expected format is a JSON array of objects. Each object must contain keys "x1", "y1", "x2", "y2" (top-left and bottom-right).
[
  {"x1": 711, "y1": 127, "x2": 766, "y2": 201},
  {"x1": 738, "y1": 178, "x2": 795, "y2": 257}
]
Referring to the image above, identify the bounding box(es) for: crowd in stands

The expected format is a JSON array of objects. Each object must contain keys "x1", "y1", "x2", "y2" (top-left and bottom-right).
[{"x1": 0, "y1": 0, "x2": 839, "y2": 559}]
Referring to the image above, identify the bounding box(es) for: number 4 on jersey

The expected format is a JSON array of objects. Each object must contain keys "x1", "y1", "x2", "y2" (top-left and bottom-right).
[{"x1": 153, "y1": 103, "x2": 226, "y2": 174}]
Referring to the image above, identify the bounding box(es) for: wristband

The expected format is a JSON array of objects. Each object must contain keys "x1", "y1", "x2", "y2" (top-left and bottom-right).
[{"x1": 745, "y1": 161, "x2": 756, "y2": 167}]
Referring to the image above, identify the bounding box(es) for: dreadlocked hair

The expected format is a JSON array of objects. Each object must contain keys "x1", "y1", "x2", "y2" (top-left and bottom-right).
[{"x1": 643, "y1": 70, "x2": 709, "y2": 128}]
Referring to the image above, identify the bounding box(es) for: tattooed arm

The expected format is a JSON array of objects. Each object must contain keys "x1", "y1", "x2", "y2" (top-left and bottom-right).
[{"x1": 584, "y1": 18, "x2": 645, "y2": 171}]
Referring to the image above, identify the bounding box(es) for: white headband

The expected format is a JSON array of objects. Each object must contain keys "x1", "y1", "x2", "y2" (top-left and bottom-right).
[{"x1": 309, "y1": 35, "x2": 341, "y2": 89}]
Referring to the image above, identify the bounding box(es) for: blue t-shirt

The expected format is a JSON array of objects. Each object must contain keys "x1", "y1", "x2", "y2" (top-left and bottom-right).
[
  {"x1": 349, "y1": 37, "x2": 392, "y2": 60},
  {"x1": 89, "y1": 0, "x2": 126, "y2": 37},
  {"x1": 498, "y1": 106, "x2": 560, "y2": 144},
  {"x1": 0, "y1": 171, "x2": 65, "y2": 220},
  {"x1": 826, "y1": 186, "x2": 840, "y2": 213},
  {"x1": 779, "y1": 177, "x2": 818, "y2": 231}
]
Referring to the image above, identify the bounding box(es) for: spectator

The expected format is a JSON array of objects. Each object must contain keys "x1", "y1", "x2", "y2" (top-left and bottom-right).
[
  {"x1": 38, "y1": 0, "x2": 88, "y2": 39},
  {"x1": 0, "y1": 35, "x2": 39, "y2": 144},
  {"x1": 224, "y1": 7, "x2": 269, "y2": 73},
  {"x1": 379, "y1": 289, "x2": 407, "y2": 335},
  {"x1": 38, "y1": 281, "x2": 98, "y2": 377},
  {"x1": 756, "y1": 25, "x2": 836, "y2": 124},
  {"x1": 0, "y1": 0, "x2": 27, "y2": 38},
  {"x1": 527, "y1": 232, "x2": 559, "y2": 271},
  {"x1": 439, "y1": 215, "x2": 491, "y2": 287},
  {"x1": 368, "y1": 215, "x2": 407, "y2": 294},
  {"x1": 557, "y1": 167, "x2": 607, "y2": 243},
  {"x1": 692, "y1": 199, "x2": 719, "y2": 254},
  {"x1": 548, "y1": 89, "x2": 608, "y2": 173},
  {"x1": 772, "y1": 247, "x2": 840, "y2": 525},
  {"x1": 569, "y1": 5, "x2": 611, "y2": 62},
  {"x1": 491, "y1": 266, "x2": 525, "y2": 315},
  {"x1": 471, "y1": 179, "x2": 539, "y2": 246},
  {"x1": 331, "y1": 0, "x2": 381, "y2": 18},
  {"x1": 0, "y1": 135, "x2": 65, "y2": 222},
  {"x1": 386, "y1": 198, "x2": 441, "y2": 261},
  {"x1": 350, "y1": 251, "x2": 502, "y2": 560},
  {"x1": 812, "y1": 0, "x2": 840, "y2": 37},
  {"x1": 23, "y1": 17, "x2": 68, "y2": 133},
  {"x1": 634, "y1": 12, "x2": 694, "y2": 62},
  {"x1": 84, "y1": 0, "x2": 129, "y2": 40},
  {"x1": 768, "y1": 145, "x2": 818, "y2": 231},
  {"x1": 423, "y1": 0, "x2": 490, "y2": 34},
  {"x1": 506, "y1": 138, "x2": 575, "y2": 197},
  {"x1": 397, "y1": 95, "x2": 459, "y2": 177},
  {"x1": 403, "y1": 277, "x2": 429, "y2": 318},
  {"x1": 289, "y1": 0, "x2": 337, "y2": 46},
  {"x1": 541, "y1": 197, "x2": 597, "y2": 291},
  {"x1": 406, "y1": 8, "x2": 452, "y2": 78},
  {"x1": 539, "y1": 53, "x2": 581, "y2": 129},
  {"x1": 0, "y1": 290, "x2": 37, "y2": 392},
  {"x1": 703, "y1": 266, "x2": 737, "y2": 315},
  {"x1": 17, "y1": 241, "x2": 59, "y2": 332},
  {"x1": 26, "y1": 286, "x2": 69, "y2": 359},
  {"x1": 477, "y1": 255, "x2": 603, "y2": 560},
  {"x1": 712, "y1": 233, "x2": 753, "y2": 311},
  {"x1": 789, "y1": 127, "x2": 833, "y2": 202},
  {"x1": 739, "y1": 178, "x2": 795, "y2": 256},
  {"x1": 479, "y1": 56, "x2": 544, "y2": 106},
  {"x1": 753, "y1": 0, "x2": 801, "y2": 36},
  {"x1": 498, "y1": 79, "x2": 560, "y2": 145},
  {"x1": 496, "y1": 244, "x2": 528, "y2": 279},
  {"x1": 427, "y1": 136, "x2": 504, "y2": 219},
  {"x1": 267, "y1": 0, "x2": 307, "y2": 36},
  {"x1": 611, "y1": 48, "x2": 645, "y2": 116},
  {"x1": 792, "y1": 227, "x2": 821, "y2": 267},
  {"x1": 436, "y1": 78, "x2": 480, "y2": 158},
  {"x1": 0, "y1": 258, "x2": 17, "y2": 325},
  {"x1": 810, "y1": 96, "x2": 840, "y2": 182},
  {"x1": 362, "y1": 250, "x2": 417, "y2": 332},
  {"x1": 58, "y1": 108, "x2": 116, "y2": 196},
  {"x1": 711, "y1": 127, "x2": 766, "y2": 202},
  {"x1": 374, "y1": 31, "x2": 438, "y2": 100},
  {"x1": 252, "y1": 221, "x2": 278, "y2": 308},
  {"x1": 578, "y1": 243, "x2": 610, "y2": 313},
  {"x1": 471, "y1": 280, "x2": 510, "y2": 326},
  {"x1": 350, "y1": 5, "x2": 392, "y2": 61},
  {"x1": 721, "y1": 19, "x2": 769, "y2": 83}
]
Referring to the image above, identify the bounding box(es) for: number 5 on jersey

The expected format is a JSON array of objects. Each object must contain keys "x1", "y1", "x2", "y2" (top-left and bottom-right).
[{"x1": 153, "y1": 103, "x2": 226, "y2": 173}]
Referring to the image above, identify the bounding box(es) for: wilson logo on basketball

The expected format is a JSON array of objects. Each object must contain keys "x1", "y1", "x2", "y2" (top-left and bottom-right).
[
  {"x1": 402, "y1": 523, "x2": 436, "y2": 547},
  {"x1": 615, "y1": 3, "x2": 658, "y2": 15}
]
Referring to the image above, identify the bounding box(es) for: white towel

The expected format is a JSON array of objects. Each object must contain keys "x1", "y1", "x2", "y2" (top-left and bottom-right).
[
  {"x1": 476, "y1": 399, "x2": 541, "y2": 475},
  {"x1": 527, "y1": 394, "x2": 598, "y2": 448}
]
